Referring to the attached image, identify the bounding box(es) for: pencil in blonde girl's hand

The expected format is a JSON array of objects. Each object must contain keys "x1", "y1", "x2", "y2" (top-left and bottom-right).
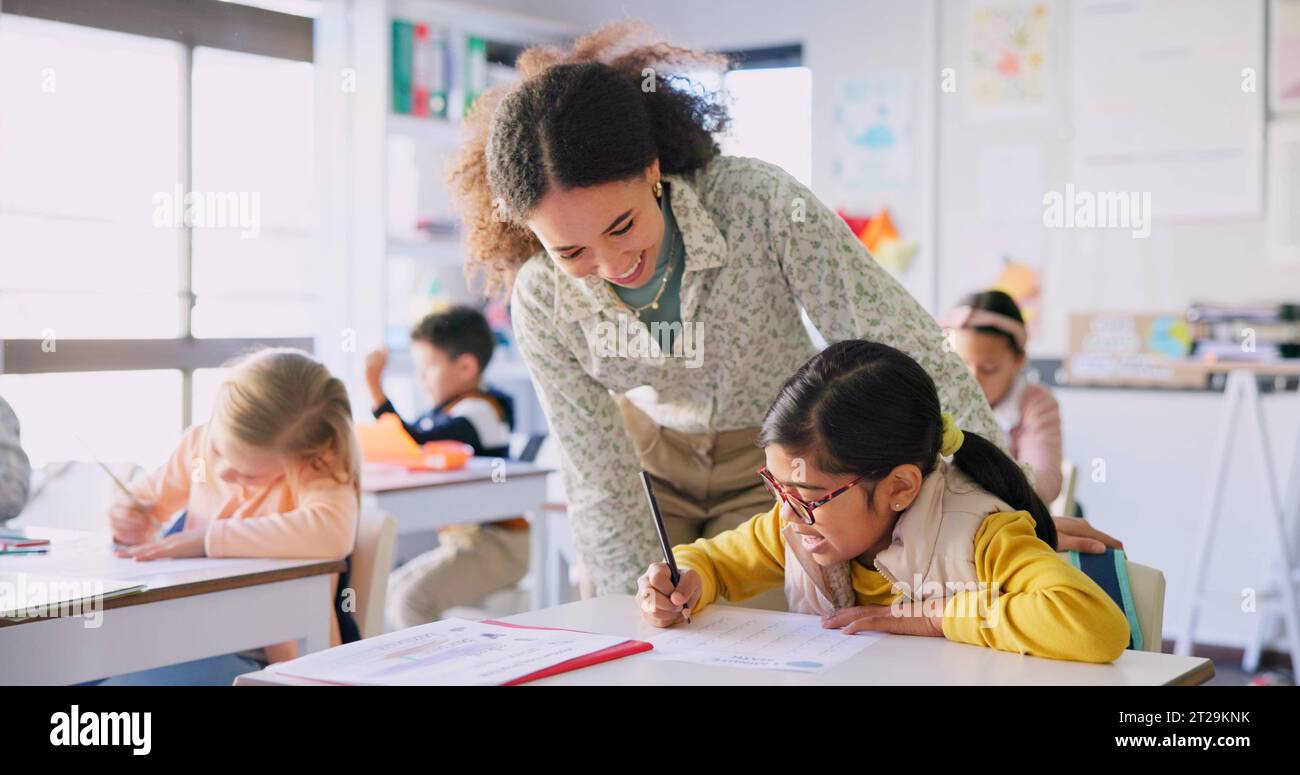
[
  {"x1": 636, "y1": 563, "x2": 701, "y2": 628},
  {"x1": 79, "y1": 432, "x2": 157, "y2": 544}
]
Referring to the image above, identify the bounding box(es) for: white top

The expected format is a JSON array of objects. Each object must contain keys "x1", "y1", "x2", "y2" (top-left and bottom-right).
[
  {"x1": 444, "y1": 396, "x2": 511, "y2": 451},
  {"x1": 992, "y1": 374, "x2": 1027, "y2": 437}
]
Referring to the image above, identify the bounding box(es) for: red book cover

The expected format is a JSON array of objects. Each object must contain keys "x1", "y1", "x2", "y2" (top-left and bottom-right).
[{"x1": 482, "y1": 619, "x2": 653, "y2": 685}]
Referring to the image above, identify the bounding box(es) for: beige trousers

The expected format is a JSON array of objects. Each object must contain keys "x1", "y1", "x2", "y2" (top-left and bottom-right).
[
  {"x1": 386, "y1": 523, "x2": 532, "y2": 630},
  {"x1": 578, "y1": 395, "x2": 788, "y2": 611}
]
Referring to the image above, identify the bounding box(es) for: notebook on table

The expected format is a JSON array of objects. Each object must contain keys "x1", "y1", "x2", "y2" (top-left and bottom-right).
[{"x1": 264, "y1": 617, "x2": 651, "y2": 686}]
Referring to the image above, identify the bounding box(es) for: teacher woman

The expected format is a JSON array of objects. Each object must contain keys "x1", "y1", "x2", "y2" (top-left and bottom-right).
[{"x1": 448, "y1": 23, "x2": 1118, "y2": 597}]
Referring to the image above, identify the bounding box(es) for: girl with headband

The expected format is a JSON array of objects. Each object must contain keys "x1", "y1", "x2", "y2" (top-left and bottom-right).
[{"x1": 942, "y1": 290, "x2": 1064, "y2": 505}]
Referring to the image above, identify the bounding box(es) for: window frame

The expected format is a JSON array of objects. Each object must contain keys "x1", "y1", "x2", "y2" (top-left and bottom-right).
[{"x1": 0, "y1": 0, "x2": 316, "y2": 426}]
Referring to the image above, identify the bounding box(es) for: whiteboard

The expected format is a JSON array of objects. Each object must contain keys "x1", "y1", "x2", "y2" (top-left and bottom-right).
[{"x1": 1070, "y1": 0, "x2": 1265, "y2": 220}]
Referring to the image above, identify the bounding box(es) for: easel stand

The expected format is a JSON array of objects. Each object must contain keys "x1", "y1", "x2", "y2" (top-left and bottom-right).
[{"x1": 1175, "y1": 369, "x2": 1300, "y2": 673}]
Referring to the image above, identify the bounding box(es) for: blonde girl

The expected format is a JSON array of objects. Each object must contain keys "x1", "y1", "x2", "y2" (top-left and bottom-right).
[{"x1": 105, "y1": 348, "x2": 361, "y2": 684}]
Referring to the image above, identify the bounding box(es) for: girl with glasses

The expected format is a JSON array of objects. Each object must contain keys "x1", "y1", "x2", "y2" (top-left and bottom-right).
[{"x1": 635, "y1": 340, "x2": 1131, "y2": 663}]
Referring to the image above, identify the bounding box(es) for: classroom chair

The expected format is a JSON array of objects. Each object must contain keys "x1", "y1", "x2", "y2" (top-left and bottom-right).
[
  {"x1": 1126, "y1": 560, "x2": 1166, "y2": 653},
  {"x1": 351, "y1": 510, "x2": 398, "y2": 639},
  {"x1": 527, "y1": 435, "x2": 581, "y2": 607},
  {"x1": 1062, "y1": 550, "x2": 1165, "y2": 653}
]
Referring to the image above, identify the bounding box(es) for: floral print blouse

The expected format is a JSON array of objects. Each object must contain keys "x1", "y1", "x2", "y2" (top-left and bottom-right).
[{"x1": 511, "y1": 155, "x2": 1005, "y2": 595}]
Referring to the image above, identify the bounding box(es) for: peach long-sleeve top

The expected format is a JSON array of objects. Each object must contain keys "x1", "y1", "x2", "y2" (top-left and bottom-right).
[{"x1": 126, "y1": 424, "x2": 359, "y2": 657}]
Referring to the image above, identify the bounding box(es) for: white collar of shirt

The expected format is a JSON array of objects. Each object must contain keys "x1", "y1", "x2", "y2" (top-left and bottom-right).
[
  {"x1": 551, "y1": 172, "x2": 728, "y2": 323},
  {"x1": 992, "y1": 373, "x2": 1027, "y2": 436}
]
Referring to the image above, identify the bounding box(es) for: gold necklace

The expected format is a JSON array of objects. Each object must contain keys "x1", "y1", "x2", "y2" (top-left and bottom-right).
[{"x1": 623, "y1": 232, "x2": 679, "y2": 317}]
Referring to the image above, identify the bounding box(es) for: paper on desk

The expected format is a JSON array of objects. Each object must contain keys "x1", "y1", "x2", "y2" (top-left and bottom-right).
[
  {"x1": 0, "y1": 531, "x2": 272, "y2": 580},
  {"x1": 264, "y1": 618, "x2": 631, "y2": 686},
  {"x1": 645, "y1": 607, "x2": 882, "y2": 673}
]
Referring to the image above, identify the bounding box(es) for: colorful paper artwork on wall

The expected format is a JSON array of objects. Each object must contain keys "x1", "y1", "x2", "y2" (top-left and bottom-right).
[
  {"x1": 838, "y1": 208, "x2": 919, "y2": 276},
  {"x1": 964, "y1": 0, "x2": 1050, "y2": 118}
]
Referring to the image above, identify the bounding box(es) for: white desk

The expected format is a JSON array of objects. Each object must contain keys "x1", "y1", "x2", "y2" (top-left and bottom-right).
[
  {"x1": 233, "y1": 594, "x2": 1215, "y2": 686},
  {"x1": 0, "y1": 527, "x2": 343, "y2": 685},
  {"x1": 362, "y1": 459, "x2": 553, "y2": 607}
]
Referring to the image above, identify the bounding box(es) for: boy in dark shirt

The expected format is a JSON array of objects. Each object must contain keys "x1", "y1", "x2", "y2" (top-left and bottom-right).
[{"x1": 365, "y1": 306, "x2": 529, "y2": 628}]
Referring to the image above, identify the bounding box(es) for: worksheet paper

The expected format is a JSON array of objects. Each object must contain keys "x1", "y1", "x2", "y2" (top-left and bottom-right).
[
  {"x1": 264, "y1": 618, "x2": 632, "y2": 685},
  {"x1": 0, "y1": 530, "x2": 271, "y2": 581},
  {"x1": 645, "y1": 607, "x2": 882, "y2": 673}
]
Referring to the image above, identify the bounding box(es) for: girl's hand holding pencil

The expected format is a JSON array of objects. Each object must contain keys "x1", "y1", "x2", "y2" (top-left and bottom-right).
[
  {"x1": 637, "y1": 470, "x2": 700, "y2": 627},
  {"x1": 108, "y1": 490, "x2": 158, "y2": 546},
  {"x1": 637, "y1": 563, "x2": 701, "y2": 628}
]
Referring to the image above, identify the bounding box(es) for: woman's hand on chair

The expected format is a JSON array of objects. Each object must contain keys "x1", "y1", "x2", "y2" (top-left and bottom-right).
[{"x1": 1053, "y1": 516, "x2": 1123, "y2": 554}]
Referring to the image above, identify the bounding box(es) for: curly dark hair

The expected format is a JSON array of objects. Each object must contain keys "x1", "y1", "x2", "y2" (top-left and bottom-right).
[{"x1": 446, "y1": 21, "x2": 731, "y2": 297}]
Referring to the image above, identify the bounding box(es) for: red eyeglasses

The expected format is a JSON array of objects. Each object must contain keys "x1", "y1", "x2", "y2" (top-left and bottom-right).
[{"x1": 757, "y1": 467, "x2": 867, "y2": 525}]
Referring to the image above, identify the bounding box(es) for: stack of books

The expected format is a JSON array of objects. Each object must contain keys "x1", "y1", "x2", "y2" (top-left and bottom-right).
[{"x1": 1187, "y1": 302, "x2": 1300, "y2": 364}]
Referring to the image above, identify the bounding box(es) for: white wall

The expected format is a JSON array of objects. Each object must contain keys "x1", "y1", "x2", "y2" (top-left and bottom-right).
[
  {"x1": 935, "y1": 0, "x2": 1299, "y2": 357},
  {"x1": 469, "y1": 0, "x2": 939, "y2": 308}
]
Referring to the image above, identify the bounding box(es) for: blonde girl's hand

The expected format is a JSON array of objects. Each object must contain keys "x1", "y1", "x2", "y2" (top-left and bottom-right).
[
  {"x1": 636, "y1": 563, "x2": 701, "y2": 628},
  {"x1": 114, "y1": 527, "x2": 207, "y2": 561},
  {"x1": 108, "y1": 492, "x2": 158, "y2": 546}
]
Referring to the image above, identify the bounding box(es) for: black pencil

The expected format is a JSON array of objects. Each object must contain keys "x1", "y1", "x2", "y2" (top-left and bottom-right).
[{"x1": 639, "y1": 470, "x2": 690, "y2": 623}]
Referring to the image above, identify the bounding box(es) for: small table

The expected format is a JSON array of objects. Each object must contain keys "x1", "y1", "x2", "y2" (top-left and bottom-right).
[
  {"x1": 1, "y1": 527, "x2": 343, "y2": 685},
  {"x1": 233, "y1": 594, "x2": 1215, "y2": 686},
  {"x1": 362, "y1": 459, "x2": 553, "y2": 607}
]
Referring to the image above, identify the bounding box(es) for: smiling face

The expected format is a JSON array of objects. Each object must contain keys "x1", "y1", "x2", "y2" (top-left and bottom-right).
[
  {"x1": 208, "y1": 421, "x2": 287, "y2": 489},
  {"x1": 764, "y1": 444, "x2": 924, "y2": 567},
  {"x1": 952, "y1": 329, "x2": 1026, "y2": 407},
  {"x1": 525, "y1": 161, "x2": 665, "y2": 289}
]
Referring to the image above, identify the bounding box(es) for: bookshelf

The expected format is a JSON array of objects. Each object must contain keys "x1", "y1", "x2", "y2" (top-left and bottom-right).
[{"x1": 315, "y1": 0, "x2": 572, "y2": 436}]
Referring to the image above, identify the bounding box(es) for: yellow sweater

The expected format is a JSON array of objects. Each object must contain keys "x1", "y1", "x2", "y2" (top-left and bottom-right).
[{"x1": 673, "y1": 505, "x2": 1131, "y2": 663}]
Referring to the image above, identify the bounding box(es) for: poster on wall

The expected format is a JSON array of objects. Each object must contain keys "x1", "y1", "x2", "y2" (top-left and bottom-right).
[
  {"x1": 1070, "y1": 0, "x2": 1264, "y2": 220},
  {"x1": 962, "y1": 0, "x2": 1052, "y2": 121},
  {"x1": 830, "y1": 73, "x2": 913, "y2": 199},
  {"x1": 1268, "y1": 121, "x2": 1300, "y2": 266},
  {"x1": 1273, "y1": 0, "x2": 1300, "y2": 113}
]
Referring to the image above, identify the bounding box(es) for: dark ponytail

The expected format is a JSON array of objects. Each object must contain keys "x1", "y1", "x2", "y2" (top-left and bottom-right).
[
  {"x1": 951, "y1": 431, "x2": 1056, "y2": 549},
  {"x1": 760, "y1": 340, "x2": 1056, "y2": 549}
]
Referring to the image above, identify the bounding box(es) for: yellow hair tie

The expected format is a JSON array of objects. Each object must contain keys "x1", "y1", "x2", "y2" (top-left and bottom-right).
[{"x1": 940, "y1": 412, "x2": 964, "y2": 457}]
